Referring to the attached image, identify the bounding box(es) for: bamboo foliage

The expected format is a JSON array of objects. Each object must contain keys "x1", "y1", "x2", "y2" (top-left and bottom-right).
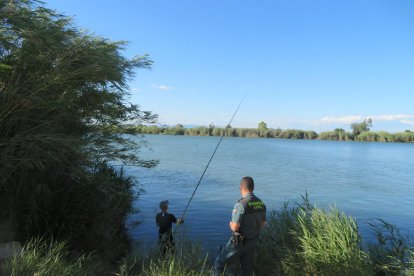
[{"x1": 0, "y1": 0, "x2": 156, "y2": 260}]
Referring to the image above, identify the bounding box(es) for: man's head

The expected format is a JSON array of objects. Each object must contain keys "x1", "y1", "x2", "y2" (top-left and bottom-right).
[
  {"x1": 240, "y1": 176, "x2": 254, "y2": 195},
  {"x1": 159, "y1": 200, "x2": 169, "y2": 211}
]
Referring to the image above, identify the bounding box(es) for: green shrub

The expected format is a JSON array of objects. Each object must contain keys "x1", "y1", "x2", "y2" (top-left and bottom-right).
[
  {"x1": 293, "y1": 207, "x2": 371, "y2": 275},
  {"x1": 256, "y1": 195, "x2": 373, "y2": 276},
  {"x1": 368, "y1": 219, "x2": 414, "y2": 275},
  {"x1": 255, "y1": 203, "x2": 302, "y2": 275},
  {"x1": 407, "y1": 251, "x2": 414, "y2": 276},
  {"x1": 0, "y1": 0, "x2": 156, "y2": 262}
]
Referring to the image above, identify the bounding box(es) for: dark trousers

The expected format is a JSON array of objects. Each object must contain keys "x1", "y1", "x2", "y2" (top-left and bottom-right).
[
  {"x1": 213, "y1": 236, "x2": 256, "y2": 276},
  {"x1": 159, "y1": 232, "x2": 175, "y2": 255}
]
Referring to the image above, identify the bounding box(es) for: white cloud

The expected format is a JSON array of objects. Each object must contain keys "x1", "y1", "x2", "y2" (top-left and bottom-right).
[
  {"x1": 321, "y1": 114, "x2": 414, "y2": 125},
  {"x1": 156, "y1": 85, "x2": 173, "y2": 91},
  {"x1": 321, "y1": 115, "x2": 363, "y2": 124},
  {"x1": 372, "y1": 114, "x2": 413, "y2": 121},
  {"x1": 400, "y1": 119, "x2": 414, "y2": 126}
]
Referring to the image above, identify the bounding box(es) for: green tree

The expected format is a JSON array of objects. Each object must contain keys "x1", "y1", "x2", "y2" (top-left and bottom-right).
[
  {"x1": 0, "y1": 0, "x2": 156, "y2": 260},
  {"x1": 208, "y1": 123, "x2": 215, "y2": 136},
  {"x1": 167, "y1": 124, "x2": 184, "y2": 135},
  {"x1": 258, "y1": 121, "x2": 268, "y2": 137},
  {"x1": 258, "y1": 121, "x2": 268, "y2": 131},
  {"x1": 305, "y1": 131, "x2": 318, "y2": 140},
  {"x1": 351, "y1": 118, "x2": 373, "y2": 137},
  {"x1": 334, "y1": 128, "x2": 346, "y2": 141},
  {"x1": 212, "y1": 127, "x2": 223, "y2": 136}
]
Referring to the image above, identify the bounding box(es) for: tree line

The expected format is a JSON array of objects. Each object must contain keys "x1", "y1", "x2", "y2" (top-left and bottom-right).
[
  {"x1": 320, "y1": 118, "x2": 414, "y2": 142},
  {"x1": 122, "y1": 123, "x2": 319, "y2": 139},
  {"x1": 121, "y1": 119, "x2": 414, "y2": 143}
]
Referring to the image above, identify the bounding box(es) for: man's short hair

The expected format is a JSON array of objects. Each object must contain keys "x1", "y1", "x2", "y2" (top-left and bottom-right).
[
  {"x1": 240, "y1": 176, "x2": 254, "y2": 191},
  {"x1": 159, "y1": 200, "x2": 169, "y2": 211}
]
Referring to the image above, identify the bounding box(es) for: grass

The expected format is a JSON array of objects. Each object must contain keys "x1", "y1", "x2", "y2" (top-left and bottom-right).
[
  {"x1": 293, "y1": 206, "x2": 371, "y2": 275},
  {"x1": 2, "y1": 196, "x2": 413, "y2": 276},
  {"x1": 0, "y1": 239, "x2": 99, "y2": 276},
  {"x1": 368, "y1": 219, "x2": 414, "y2": 275},
  {"x1": 114, "y1": 236, "x2": 211, "y2": 276},
  {"x1": 2, "y1": 238, "x2": 210, "y2": 276},
  {"x1": 255, "y1": 195, "x2": 412, "y2": 276}
]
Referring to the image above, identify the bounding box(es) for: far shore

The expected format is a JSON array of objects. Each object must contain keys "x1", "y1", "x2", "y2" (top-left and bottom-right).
[{"x1": 118, "y1": 124, "x2": 414, "y2": 144}]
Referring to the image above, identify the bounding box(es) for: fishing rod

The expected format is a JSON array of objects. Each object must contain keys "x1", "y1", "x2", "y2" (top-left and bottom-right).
[{"x1": 179, "y1": 94, "x2": 247, "y2": 222}]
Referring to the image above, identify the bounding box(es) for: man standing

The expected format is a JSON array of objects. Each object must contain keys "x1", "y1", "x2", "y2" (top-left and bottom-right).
[
  {"x1": 214, "y1": 176, "x2": 266, "y2": 276},
  {"x1": 156, "y1": 200, "x2": 183, "y2": 255}
]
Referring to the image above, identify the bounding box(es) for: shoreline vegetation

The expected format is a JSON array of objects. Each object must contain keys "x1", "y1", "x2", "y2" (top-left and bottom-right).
[
  {"x1": 3, "y1": 195, "x2": 414, "y2": 275},
  {"x1": 120, "y1": 120, "x2": 414, "y2": 143},
  {"x1": 1, "y1": 1, "x2": 413, "y2": 275}
]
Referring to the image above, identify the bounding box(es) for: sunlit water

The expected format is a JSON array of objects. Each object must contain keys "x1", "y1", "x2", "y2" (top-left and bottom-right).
[{"x1": 124, "y1": 135, "x2": 414, "y2": 253}]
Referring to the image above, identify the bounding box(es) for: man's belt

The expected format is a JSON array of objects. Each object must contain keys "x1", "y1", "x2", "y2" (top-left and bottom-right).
[
  {"x1": 231, "y1": 232, "x2": 244, "y2": 247},
  {"x1": 231, "y1": 232, "x2": 259, "y2": 246}
]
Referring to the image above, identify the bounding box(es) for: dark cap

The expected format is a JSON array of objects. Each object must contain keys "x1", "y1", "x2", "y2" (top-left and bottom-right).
[{"x1": 159, "y1": 200, "x2": 169, "y2": 210}]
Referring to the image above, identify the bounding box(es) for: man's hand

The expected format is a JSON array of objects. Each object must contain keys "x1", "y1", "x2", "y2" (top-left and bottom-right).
[{"x1": 177, "y1": 218, "x2": 184, "y2": 225}]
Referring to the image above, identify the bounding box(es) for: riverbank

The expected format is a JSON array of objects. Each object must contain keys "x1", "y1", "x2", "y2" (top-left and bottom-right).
[
  {"x1": 2, "y1": 196, "x2": 413, "y2": 275},
  {"x1": 120, "y1": 124, "x2": 414, "y2": 143}
]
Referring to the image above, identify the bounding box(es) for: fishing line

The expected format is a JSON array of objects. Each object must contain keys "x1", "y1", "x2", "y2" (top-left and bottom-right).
[{"x1": 179, "y1": 93, "x2": 247, "y2": 222}]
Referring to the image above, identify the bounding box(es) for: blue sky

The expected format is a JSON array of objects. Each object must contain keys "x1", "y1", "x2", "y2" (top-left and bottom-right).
[{"x1": 46, "y1": 0, "x2": 414, "y2": 131}]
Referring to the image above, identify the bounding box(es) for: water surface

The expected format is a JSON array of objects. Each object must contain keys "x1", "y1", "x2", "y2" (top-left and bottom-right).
[{"x1": 125, "y1": 135, "x2": 414, "y2": 251}]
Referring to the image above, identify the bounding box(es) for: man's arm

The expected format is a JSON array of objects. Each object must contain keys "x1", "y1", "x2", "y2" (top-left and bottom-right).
[
  {"x1": 171, "y1": 214, "x2": 184, "y2": 225},
  {"x1": 229, "y1": 221, "x2": 240, "y2": 232},
  {"x1": 230, "y1": 202, "x2": 244, "y2": 232}
]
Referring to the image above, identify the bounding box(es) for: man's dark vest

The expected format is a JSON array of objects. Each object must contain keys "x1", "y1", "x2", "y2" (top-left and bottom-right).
[{"x1": 237, "y1": 193, "x2": 266, "y2": 239}]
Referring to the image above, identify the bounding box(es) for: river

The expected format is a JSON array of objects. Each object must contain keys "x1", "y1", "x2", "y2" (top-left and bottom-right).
[{"x1": 124, "y1": 134, "x2": 414, "y2": 253}]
